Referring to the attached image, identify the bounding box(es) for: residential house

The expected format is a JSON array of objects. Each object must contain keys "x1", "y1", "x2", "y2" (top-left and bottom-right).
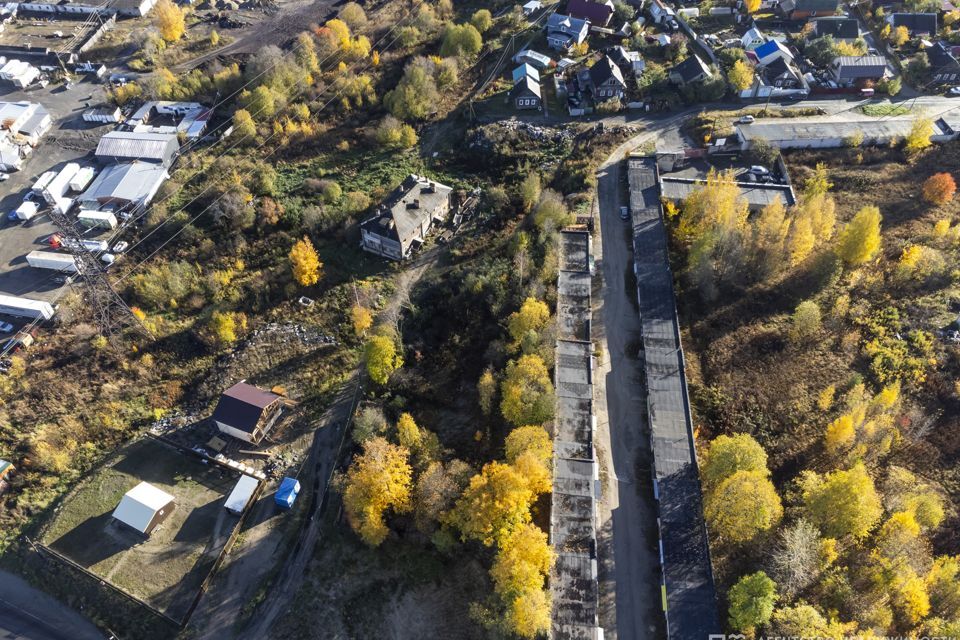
[
  {"x1": 546, "y1": 13, "x2": 590, "y2": 50},
  {"x1": 754, "y1": 39, "x2": 794, "y2": 66},
  {"x1": 360, "y1": 175, "x2": 454, "y2": 260},
  {"x1": 212, "y1": 381, "x2": 285, "y2": 444},
  {"x1": 112, "y1": 482, "x2": 175, "y2": 536},
  {"x1": 110, "y1": 0, "x2": 159, "y2": 16},
  {"x1": 811, "y1": 17, "x2": 859, "y2": 41},
  {"x1": 583, "y1": 56, "x2": 627, "y2": 100},
  {"x1": 512, "y1": 76, "x2": 543, "y2": 109},
  {"x1": 648, "y1": 0, "x2": 676, "y2": 24},
  {"x1": 763, "y1": 58, "x2": 803, "y2": 88},
  {"x1": 608, "y1": 45, "x2": 646, "y2": 77},
  {"x1": 512, "y1": 63, "x2": 541, "y2": 84},
  {"x1": 778, "y1": 0, "x2": 839, "y2": 19},
  {"x1": 886, "y1": 13, "x2": 938, "y2": 36},
  {"x1": 513, "y1": 49, "x2": 553, "y2": 70},
  {"x1": 522, "y1": 0, "x2": 542, "y2": 15},
  {"x1": 741, "y1": 26, "x2": 766, "y2": 50},
  {"x1": 830, "y1": 55, "x2": 887, "y2": 82},
  {"x1": 566, "y1": 0, "x2": 615, "y2": 26},
  {"x1": 927, "y1": 41, "x2": 960, "y2": 82},
  {"x1": 669, "y1": 55, "x2": 712, "y2": 85},
  {"x1": 656, "y1": 33, "x2": 672, "y2": 46}
]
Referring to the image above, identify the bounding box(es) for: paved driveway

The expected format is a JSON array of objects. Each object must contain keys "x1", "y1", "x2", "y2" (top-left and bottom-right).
[{"x1": 0, "y1": 569, "x2": 104, "y2": 640}]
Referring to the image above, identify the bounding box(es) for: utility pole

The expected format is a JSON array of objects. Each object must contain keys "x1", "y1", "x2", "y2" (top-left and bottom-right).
[{"x1": 46, "y1": 206, "x2": 149, "y2": 342}]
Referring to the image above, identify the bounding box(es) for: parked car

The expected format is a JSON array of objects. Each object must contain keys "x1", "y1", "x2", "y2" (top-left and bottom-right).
[
  {"x1": 948, "y1": 86, "x2": 960, "y2": 96},
  {"x1": 101, "y1": 253, "x2": 115, "y2": 265},
  {"x1": 46, "y1": 233, "x2": 62, "y2": 248},
  {"x1": 0, "y1": 173, "x2": 8, "y2": 182},
  {"x1": 620, "y1": 206, "x2": 629, "y2": 220},
  {"x1": 0, "y1": 322, "x2": 13, "y2": 334},
  {"x1": 112, "y1": 241, "x2": 129, "y2": 253},
  {"x1": 6, "y1": 210, "x2": 18, "y2": 223},
  {"x1": 738, "y1": 115, "x2": 755, "y2": 124},
  {"x1": 748, "y1": 165, "x2": 770, "y2": 176}
]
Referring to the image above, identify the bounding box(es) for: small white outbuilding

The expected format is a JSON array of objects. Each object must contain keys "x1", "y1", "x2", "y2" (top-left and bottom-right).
[{"x1": 112, "y1": 481, "x2": 175, "y2": 535}]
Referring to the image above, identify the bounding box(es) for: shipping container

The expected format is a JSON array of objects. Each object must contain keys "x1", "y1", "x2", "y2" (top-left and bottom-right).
[
  {"x1": 68, "y1": 166, "x2": 96, "y2": 192},
  {"x1": 275, "y1": 477, "x2": 300, "y2": 509},
  {"x1": 77, "y1": 210, "x2": 117, "y2": 230},
  {"x1": 26, "y1": 250, "x2": 77, "y2": 273},
  {"x1": 31, "y1": 171, "x2": 55, "y2": 195},
  {"x1": 42, "y1": 163, "x2": 79, "y2": 205},
  {"x1": 0, "y1": 293, "x2": 55, "y2": 320}
]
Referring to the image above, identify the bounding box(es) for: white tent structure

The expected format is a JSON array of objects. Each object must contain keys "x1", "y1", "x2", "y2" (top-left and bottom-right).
[{"x1": 112, "y1": 481, "x2": 175, "y2": 535}]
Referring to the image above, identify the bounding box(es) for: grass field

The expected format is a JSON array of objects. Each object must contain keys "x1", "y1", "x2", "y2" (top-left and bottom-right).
[
  {"x1": 42, "y1": 438, "x2": 240, "y2": 621},
  {"x1": 860, "y1": 104, "x2": 913, "y2": 117}
]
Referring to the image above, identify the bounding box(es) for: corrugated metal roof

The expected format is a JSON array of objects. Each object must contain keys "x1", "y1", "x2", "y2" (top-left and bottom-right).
[
  {"x1": 80, "y1": 161, "x2": 168, "y2": 205},
  {"x1": 95, "y1": 131, "x2": 178, "y2": 164}
]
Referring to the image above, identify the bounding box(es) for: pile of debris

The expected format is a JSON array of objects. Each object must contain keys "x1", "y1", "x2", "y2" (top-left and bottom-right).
[
  {"x1": 468, "y1": 119, "x2": 577, "y2": 152},
  {"x1": 250, "y1": 321, "x2": 337, "y2": 346}
]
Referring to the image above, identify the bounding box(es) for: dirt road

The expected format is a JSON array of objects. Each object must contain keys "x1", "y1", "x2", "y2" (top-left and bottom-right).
[{"x1": 591, "y1": 114, "x2": 694, "y2": 640}]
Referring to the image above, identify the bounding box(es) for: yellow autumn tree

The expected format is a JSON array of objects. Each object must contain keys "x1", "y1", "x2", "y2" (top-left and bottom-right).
[
  {"x1": 350, "y1": 304, "x2": 373, "y2": 336},
  {"x1": 491, "y1": 523, "x2": 553, "y2": 597},
  {"x1": 705, "y1": 470, "x2": 783, "y2": 543},
  {"x1": 154, "y1": 0, "x2": 186, "y2": 42},
  {"x1": 289, "y1": 236, "x2": 322, "y2": 286},
  {"x1": 478, "y1": 367, "x2": 497, "y2": 415},
  {"x1": 364, "y1": 335, "x2": 403, "y2": 385},
  {"x1": 500, "y1": 355, "x2": 555, "y2": 426},
  {"x1": 728, "y1": 60, "x2": 755, "y2": 92},
  {"x1": 744, "y1": 0, "x2": 761, "y2": 12},
  {"x1": 905, "y1": 116, "x2": 934, "y2": 156},
  {"x1": 447, "y1": 461, "x2": 534, "y2": 547},
  {"x1": 505, "y1": 425, "x2": 552, "y2": 467},
  {"x1": 802, "y1": 463, "x2": 882, "y2": 539},
  {"x1": 751, "y1": 196, "x2": 790, "y2": 276},
  {"x1": 507, "y1": 297, "x2": 551, "y2": 349},
  {"x1": 836, "y1": 205, "x2": 882, "y2": 266},
  {"x1": 342, "y1": 436, "x2": 413, "y2": 546}
]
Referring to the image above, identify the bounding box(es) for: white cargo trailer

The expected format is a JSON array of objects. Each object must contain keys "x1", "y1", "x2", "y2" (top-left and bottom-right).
[
  {"x1": 68, "y1": 167, "x2": 95, "y2": 192},
  {"x1": 26, "y1": 250, "x2": 77, "y2": 273},
  {"x1": 0, "y1": 293, "x2": 54, "y2": 320},
  {"x1": 31, "y1": 171, "x2": 55, "y2": 195},
  {"x1": 77, "y1": 210, "x2": 117, "y2": 230},
  {"x1": 42, "y1": 163, "x2": 79, "y2": 205},
  {"x1": 15, "y1": 201, "x2": 38, "y2": 221}
]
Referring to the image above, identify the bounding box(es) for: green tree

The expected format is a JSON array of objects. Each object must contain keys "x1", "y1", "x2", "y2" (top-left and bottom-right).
[
  {"x1": 836, "y1": 205, "x2": 882, "y2": 266},
  {"x1": 384, "y1": 63, "x2": 439, "y2": 120},
  {"x1": 339, "y1": 2, "x2": 367, "y2": 29},
  {"x1": 927, "y1": 556, "x2": 960, "y2": 620},
  {"x1": 805, "y1": 35, "x2": 837, "y2": 67},
  {"x1": 520, "y1": 171, "x2": 541, "y2": 213},
  {"x1": 241, "y1": 85, "x2": 277, "y2": 120},
  {"x1": 701, "y1": 433, "x2": 768, "y2": 491},
  {"x1": 232, "y1": 108, "x2": 256, "y2": 140},
  {"x1": 294, "y1": 32, "x2": 319, "y2": 74},
  {"x1": 500, "y1": 355, "x2": 555, "y2": 426},
  {"x1": 705, "y1": 470, "x2": 783, "y2": 542},
  {"x1": 364, "y1": 335, "x2": 402, "y2": 385},
  {"x1": 802, "y1": 463, "x2": 882, "y2": 539},
  {"x1": 343, "y1": 436, "x2": 412, "y2": 546},
  {"x1": 470, "y1": 8, "x2": 493, "y2": 33},
  {"x1": 728, "y1": 571, "x2": 778, "y2": 634},
  {"x1": 791, "y1": 300, "x2": 822, "y2": 342},
  {"x1": 440, "y1": 23, "x2": 483, "y2": 58}
]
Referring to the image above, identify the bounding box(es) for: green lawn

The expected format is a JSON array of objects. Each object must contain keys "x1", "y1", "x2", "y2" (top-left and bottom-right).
[
  {"x1": 860, "y1": 104, "x2": 912, "y2": 117},
  {"x1": 42, "y1": 438, "x2": 239, "y2": 621}
]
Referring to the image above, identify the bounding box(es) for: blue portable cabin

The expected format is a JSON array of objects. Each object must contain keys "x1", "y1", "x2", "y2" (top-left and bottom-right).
[{"x1": 275, "y1": 477, "x2": 300, "y2": 509}]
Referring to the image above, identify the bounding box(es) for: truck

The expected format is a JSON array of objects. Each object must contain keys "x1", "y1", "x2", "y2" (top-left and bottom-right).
[
  {"x1": 15, "y1": 201, "x2": 38, "y2": 221},
  {"x1": 31, "y1": 171, "x2": 55, "y2": 195},
  {"x1": 42, "y1": 163, "x2": 79, "y2": 205},
  {"x1": 0, "y1": 293, "x2": 55, "y2": 320},
  {"x1": 26, "y1": 250, "x2": 77, "y2": 273}
]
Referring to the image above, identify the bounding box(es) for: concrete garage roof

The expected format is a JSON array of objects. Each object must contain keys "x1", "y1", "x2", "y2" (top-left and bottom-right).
[
  {"x1": 737, "y1": 118, "x2": 951, "y2": 146},
  {"x1": 660, "y1": 176, "x2": 796, "y2": 209},
  {"x1": 628, "y1": 155, "x2": 720, "y2": 639}
]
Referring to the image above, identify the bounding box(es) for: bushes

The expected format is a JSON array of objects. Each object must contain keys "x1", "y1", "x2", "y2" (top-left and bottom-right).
[
  {"x1": 129, "y1": 261, "x2": 202, "y2": 310},
  {"x1": 922, "y1": 173, "x2": 956, "y2": 205}
]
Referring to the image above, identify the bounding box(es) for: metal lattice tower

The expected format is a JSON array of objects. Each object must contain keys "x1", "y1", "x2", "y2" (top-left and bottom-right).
[{"x1": 46, "y1": 206, "x2": 150, "y2": 341}]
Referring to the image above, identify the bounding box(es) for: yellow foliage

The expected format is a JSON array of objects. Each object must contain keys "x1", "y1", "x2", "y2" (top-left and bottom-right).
[
  {"x1": 350, "y1": 304, "x2": 373, "y2": 336},
  {"x1": 343, "y1": 436, "x2": 412, "y2": 546},
  {"x1": 817, "y1": 385, "x2": 836, "y2": 411},
  {"x1": 933, "y1": 219, "x2": 951, "y2": 237},
  {"x1": 512, "y1": 451, "x2": 551, "y2": 495},
  {"x1": 705, "y1": 470, "x2": 783, "y2": 542},
  {"x1": 500, "y1": 355, "x2": 555, "y2": 426},
  {"x1": 836, "y1": 205, "x2": 882, "y2": 266},
  {"x1": 364, "y1": 335, "x2": 403, "y2": 385},
  {"x1": 905, "y1": 116, "x2": 934, "y2": 156},
  {"x1": 490, "y1": 523, "x2": 553, "y2": 597},
  {"x1": 153, "y1": 0, "x2": 186, "y2": 42},
  {"x1": 728, "y1": 60, "x2": 755, "y2": 92},
  {"x1": 825, "y1": 414, "x2": 855, "y2": 452},
  {"x1": 289, "y1": 236, "x2": 322, "y2": 286},
  {"x1": 478, "y1": 368, "x2": 496, "y2": 415},
  {"x1": 744, "y1": 0, "x2": 761, "y2": 11},
  {"x1": 507, "y1": 297, "x2": 551, "y2": 348},
  {"x1": 448, "y1": 461, "x2": 534, "y2": 547},
  {"x1": 506, "y1": 588, "x2": 551, "y2": 638},
  {"x1": 397, "y1": 413, "x2": 421, "y2": 450},
  {"x1": 504, "y1": 425, "x2": 552, "y2": 467}
]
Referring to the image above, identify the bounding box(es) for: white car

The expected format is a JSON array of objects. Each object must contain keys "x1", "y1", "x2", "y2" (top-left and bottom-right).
[
  {"x1": 112, "y1": 241, "x2": 129, "y2": 253},
  {"x1": 748, "y1": 165, "x2": 770, "y2": 176},
  {"x1": 0, "y1": 321, "x2": 14, "y2": 333},
  {"x1": 738, "y1": 115, "x2": 755, "y2": 124},
  {"x1": 948, "y1": 86, "x2": 960, "y2": 96},
  {"x1": 620, "y1": 206, "x2": 629, "y2": 220}
]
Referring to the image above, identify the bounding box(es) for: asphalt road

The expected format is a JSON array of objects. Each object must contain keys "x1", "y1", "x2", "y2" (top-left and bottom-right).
[{"x1": 0, "y1": 570, "x2": 104, "y2": 640}]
